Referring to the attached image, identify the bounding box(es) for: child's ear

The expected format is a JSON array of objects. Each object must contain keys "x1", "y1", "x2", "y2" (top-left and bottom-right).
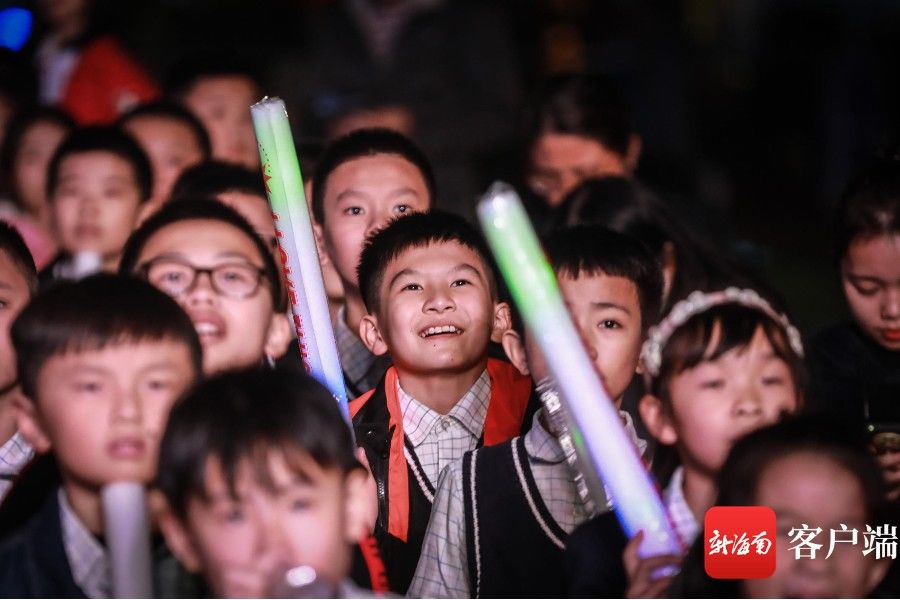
[
  {"x1": 625, "y1": 133, "x2": 642, "y2": 173},
  {"x1": 264, "y1": 312, "x2": 293, "y2": 360},
  {"x1": 491, "y1": 302, "x2": 512, "y2": 339},
  {"x1": 359, "y1": 315, "x2": 388, "y2": 356},
  {"x1": 500, "y1": 329, "x2": 530, "y2": 376},
  {"x1": 638, "y1": 393, "x2": 678, "y2": 446},
  {"x1": 13, "y1": 394, "x2": 51, "y2": 453},
  {"x1": 154, "y1": 492, "x2": 203, "y2": 573},
  {"x1": 342, "y1": 467, "x2": 372, "y2": 543},
  {"x1": 312, "y1": 221, "x2": 331, "y2": 267}
]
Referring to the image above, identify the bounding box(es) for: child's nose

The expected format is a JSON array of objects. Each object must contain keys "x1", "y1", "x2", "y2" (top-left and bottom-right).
[
  {"x1": 185, "y1": 271, "x2": 217, "y2": 305},
  {"x1": 424, "y1": 288, "x2": 455, "y2": 312},
  {"x1": 112, "y1": 389, "x2": 142, "y2": 423},
  {"x1": 881, "y1": 287, "x2": 900, "y2": 321}
]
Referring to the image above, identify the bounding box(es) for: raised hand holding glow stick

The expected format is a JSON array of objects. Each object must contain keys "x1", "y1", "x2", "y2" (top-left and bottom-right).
[
  {"x1": 101, "y1": 482, "x2": 153, "y2": 598},
  {"x1": 477, "y1": 182, "x2": 682, "y2": 559},
  {"x1": 250, "y1": 98, "x2": 349, "y2": 420}
]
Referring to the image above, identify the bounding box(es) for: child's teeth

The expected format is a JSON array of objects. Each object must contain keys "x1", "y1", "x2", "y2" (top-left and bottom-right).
[
  {"x1": 196, "y1": 323, "x2": 219, "y2": 335},
  {"x1": 421, "y1": 325, "x2": 460, "y2": 337}
]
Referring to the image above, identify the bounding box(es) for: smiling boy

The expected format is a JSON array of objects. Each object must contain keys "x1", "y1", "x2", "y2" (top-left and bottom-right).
[{"x1": 350, "y1": 211, "x2": 532, "y2": 592}]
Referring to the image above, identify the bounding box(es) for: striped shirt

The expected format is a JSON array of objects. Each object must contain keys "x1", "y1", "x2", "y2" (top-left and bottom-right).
[{"x1": 59, "y1": 488, "x2": 110, "y2": 598}]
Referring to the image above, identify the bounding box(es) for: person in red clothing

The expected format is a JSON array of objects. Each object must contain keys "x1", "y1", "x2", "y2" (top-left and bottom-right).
[
  {"x1": 32, "y1": 0, "x2": 159, "y2": 125},
  {"x1": 350, "y1": 211, "x2": 533, "y2": 593}
]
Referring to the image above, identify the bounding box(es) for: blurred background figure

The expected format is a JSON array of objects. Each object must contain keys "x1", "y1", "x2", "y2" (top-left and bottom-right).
[
  {"x1": 28, "y1": 0, "x2": 159, "y2": 124},
  {"x1": 291, "y1": 0, "x2": 522, "y2": 219}
]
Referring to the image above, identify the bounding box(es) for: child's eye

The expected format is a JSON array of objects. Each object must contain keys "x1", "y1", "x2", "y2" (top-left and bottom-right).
[
  {"x1": 761, "y1": 376, "x2": 786, "y2": 387},
  {"x1": 402, "y1": 283, "x2": 422, "y2": 291},
  {"x1": 450, "y1": 279, "x2": 470, "y2": 287},
  {"x1": 598, "y1": 319, "x2": 621, "y2": 329},
  {"x1": 74, "y1": 381, "x2": 103, "y2": 393},
  {"x1": 394, "y1": 204, "x2": 411, "y2": 214},
  {"x1": 0, "y1": 299, "x2": 8, "y2": 310},
  {"x1": 290, "y1": 498, "x2": 312, "y2": 512},
  {"x1": 223, "y1": 507, "x2": 246, "y2": 523},
  {"x1": 146, "y1": 378, "x2": 173, "y2": 392},
  {"x1": 852, "y1": 281, "x2": 880, "y2": 296},
  {"x1": 699, "y1": 379, "x2": 726, "y2": 390},
  {"x1": 343, "y1": 206, "x2": 363, "y2": 216}
]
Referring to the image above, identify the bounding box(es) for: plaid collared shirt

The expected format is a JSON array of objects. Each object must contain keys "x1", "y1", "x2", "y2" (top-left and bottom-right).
[
  {"x1": 334, "y1": 306, "x2": 387, "y2": 395},
  {"x1": 0, "y1": 432, "x2": 33, "y2": 501},
  {"x1": 408, "y1": 408, "x2": 647, "y2": 598},
  {"x1": 59, "y1": 488, "x2": 110, "y2": 599},
  {"x1": 663, "y1": 466, "x2": 700, "y2": 548},
  {"x1": 398, "y1": 370, "x2": 491, "y2": 495}
]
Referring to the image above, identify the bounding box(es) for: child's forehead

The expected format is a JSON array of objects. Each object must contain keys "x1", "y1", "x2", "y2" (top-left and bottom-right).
[
  {"x1": 59, "y1": 150, "x2": 133, "y2": 173},
  {"x1": 384, "y1": 241, "x2": 488, "y2": 278},
  {"x1": 199, "y1": 448, "x2": 335, "y2": 499},
  {"x1": 142, "y1": 218, "x2": 261, "y2": 258},
  {"x1": 557, "y1": 270, "x2": 640, "y2": 305},
  {"x1": 0, "y1": 252, "x2": 31, "y2": 290}
]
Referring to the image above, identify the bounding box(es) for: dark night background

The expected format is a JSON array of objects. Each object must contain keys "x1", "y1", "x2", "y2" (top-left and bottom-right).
[{"x1": 5, "y1": 0, "x2": 900, "y2": 336}]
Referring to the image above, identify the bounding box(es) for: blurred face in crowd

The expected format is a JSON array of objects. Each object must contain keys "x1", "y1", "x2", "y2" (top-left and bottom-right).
[
  {"x1": 50, "y1": 150, "x2": 144, "y2": 270},
  {"x1": 315, "y1": 153, "x2": 431, "y2": 295},
  {"x1": 17, "y1": 339, "x2": 196, "y2": 491},
  {"x1": 743, "y1": 451, "x2": 889, "y2": 598},
  {"x1": 216, "y1": 190, "x2": 278, "y2": 255},
  {"x1": 123, "y1": 116, "x2": 206, "y2": 212},
  {"x1": 13, "y1": 119, "x2": 70, "y2": 226},
  {"x1": 0, "y1": 252, "x2": 32, "y2": 394},
  {"x1": 841, "y1": 234, "x2": 900, "y2": 352},
  {"x1": 134, "y1": 218, "x2": 290, "y2": 374},
  {"x1": 160, "y1": 450, "x2": 367, "y2": 598},
  {"x1": 528, "y1": 133, "x2": 630, "y2": 207},
  {"x1": 182, "y1": 76, "x2": 259, "y2": 170}
]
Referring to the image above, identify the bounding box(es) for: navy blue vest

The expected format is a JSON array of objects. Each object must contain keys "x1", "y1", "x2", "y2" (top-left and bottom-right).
[{"x1": 462, "y1": 437, "x2": 568, "y2": 598}]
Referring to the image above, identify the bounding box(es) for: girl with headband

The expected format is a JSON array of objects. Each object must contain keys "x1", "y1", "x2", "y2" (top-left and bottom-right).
[{"x1": 566, "y1": 287, "x2": 807, "y2": 598}]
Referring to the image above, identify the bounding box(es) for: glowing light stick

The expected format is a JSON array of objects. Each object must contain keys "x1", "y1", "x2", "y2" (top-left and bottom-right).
[
  {"x1": 251, "y1": 97, "x2": 349, "y2": 421},
  {"x1": 101, "y1": 483, "x2": 153, "y2": 598},
  {"x1": 477, "y1": 182, "x2": 682, "y2": 558}
]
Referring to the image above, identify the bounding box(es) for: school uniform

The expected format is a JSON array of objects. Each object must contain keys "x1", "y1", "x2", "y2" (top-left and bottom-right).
[
  {"x1": 408, "y1": 408, "x2": 647, "y2": 598},
  {"x1": 0, "y1": 433, "x2": 33, "y2": 503},
  {"x1": 350, "y1": 359, "x2": 532, "y2": 594},
  {"x1": 564, "y1": 467, "x2": 698, "y2": 597},
  {"x1": 0, "y1": 486, "x2": 201, "y2": 598}
]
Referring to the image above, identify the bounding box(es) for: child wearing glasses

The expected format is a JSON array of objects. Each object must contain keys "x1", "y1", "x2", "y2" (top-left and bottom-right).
[{"x1": 119, "y1": 198, "x2": 291, "y2": 375}]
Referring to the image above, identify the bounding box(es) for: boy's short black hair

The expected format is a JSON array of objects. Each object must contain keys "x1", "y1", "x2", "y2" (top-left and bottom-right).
[
  {"x1": 539, "y1": 225, "x2": 663, "y2": 334},
  {"x1": 0, "y1": 221, "x2": 38, "y2": 294},
  {"x1": 11, "y1": 273, "x2": 202, "y2": 400},
  {"x1": 529, "y1": 74, "x2": 633, "y2": 157},
  {"x1": 169, "y1": 160, "x2": 266, "y2": 203},
  {"x1": 47, "y1": 126, "x2": 153, "y2": 203},
  {"x1": 0, "y1": 107, "x2": 75, "y2": 205},
  {"x1": 834, "y1": 160, "x2": 900, "y2": 262},
  {"x1": 357, "y1": 210, "x2": 498, "y2": 315},
  {"x1": 165, "y1": 53, "x2": 263, "y2": 99},
  {"x1": 117, "y1": 100, "x2": 213, "y2": 159},
  {"x1": 311, "y1": 128, "x2": 436, "y2": 224},
  {"x1": 156, "y1": 368, "x2": 361, "y2": 519},
  {"x1": 118, "y1": 199, "x2": 285, "y2": 311}
]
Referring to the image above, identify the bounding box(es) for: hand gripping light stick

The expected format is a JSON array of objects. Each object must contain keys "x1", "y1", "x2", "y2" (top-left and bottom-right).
[
  {"x1": 250, "y1": 97, "x2": 349, "y2": 422},
  {"x1": 477, "y1": 182, "x2": 683, "y2": 559}
]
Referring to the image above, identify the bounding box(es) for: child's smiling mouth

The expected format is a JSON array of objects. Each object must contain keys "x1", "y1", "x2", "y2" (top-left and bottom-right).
[{"x1": 419, "y1": 324, "x2": 463, "y2": 338}]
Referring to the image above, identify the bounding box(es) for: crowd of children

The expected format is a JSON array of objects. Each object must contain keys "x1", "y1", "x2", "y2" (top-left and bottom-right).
[{"x1": 0, "y1": 38, "x2": 897, "y2": 600}]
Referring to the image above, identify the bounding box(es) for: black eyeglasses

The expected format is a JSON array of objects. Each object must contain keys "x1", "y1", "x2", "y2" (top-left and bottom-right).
[{"x1": 140, "y1": 257, "x2": 269, "y2": 299}]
